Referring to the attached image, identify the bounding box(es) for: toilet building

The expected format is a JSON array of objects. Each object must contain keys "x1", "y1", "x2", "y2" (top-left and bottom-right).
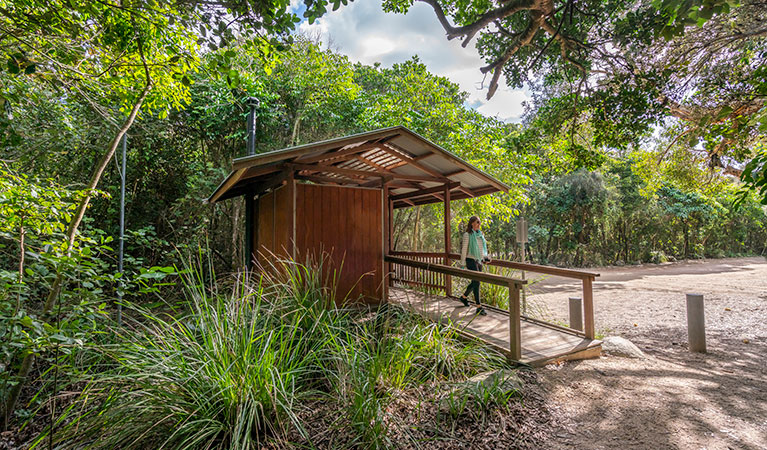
[{"x1": 207, "y1": 126, "x2": 509, "y2": 304}]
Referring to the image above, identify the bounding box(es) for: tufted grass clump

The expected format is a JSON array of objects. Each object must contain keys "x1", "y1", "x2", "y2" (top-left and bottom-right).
[{"x1": 36, "y1": 253, "x2": 517, "y2": 449}]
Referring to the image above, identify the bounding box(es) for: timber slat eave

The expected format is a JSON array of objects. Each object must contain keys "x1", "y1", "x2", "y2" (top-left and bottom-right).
[
  {"x1": 211, "y1": 125, "x2": 510, "y2": 206},
  {"x1": 391, "y1": 127, "x2": 511, "y2": 193},
  {"x1": 231, "y1": 127, "x2": 404, "y2": 171},
  {"x1": 389, "y1": 182, "x2": 461, "y2": 201},
  {"x1": 392, "y1": 185, "x2": 501, "y2": 208},
  {"x1": 230, "y1": 125, "x2": 508, "y2": 189}
]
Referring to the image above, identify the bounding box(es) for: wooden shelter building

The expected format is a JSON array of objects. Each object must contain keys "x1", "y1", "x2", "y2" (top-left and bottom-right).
[
  {"x1": 209, "y1": 126, "x2": 602, "y2": 365},
  {"x1": 208, "y1": 126, "x2": 507, "y2": 302}
]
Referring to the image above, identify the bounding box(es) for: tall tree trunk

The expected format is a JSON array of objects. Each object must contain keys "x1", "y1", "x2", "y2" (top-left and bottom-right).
[
  {"x1": 1, "y1": 62, "x2": 152, "y2": 432},
  {"x1": 290, "y1": 111, "x2": 302, "y2": 147},
  {"x1": 413, "y1": 207, "x2": 421, "y2": 251},
  {"x1": 624, "y1": 220, "x2": 630, "y2": 262},
  {"x1": 232, "y1": 198, "x2": 241, "y2": 269},
  {"x1": 14, "y1": 217, "x2": 24, "y2": 315},
  {"x1": 545, "y1": 226, "x2": 554, "y2": 260}
]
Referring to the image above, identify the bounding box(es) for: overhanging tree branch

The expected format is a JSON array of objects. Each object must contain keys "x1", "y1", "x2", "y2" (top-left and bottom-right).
[{"x1": 418, "y1": 0, "x2": 537, "y2": 45}]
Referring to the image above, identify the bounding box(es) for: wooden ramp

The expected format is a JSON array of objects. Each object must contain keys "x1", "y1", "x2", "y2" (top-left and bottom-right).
[{"x1": 389, "y1": 287, "x2": 601, "y2": 367}]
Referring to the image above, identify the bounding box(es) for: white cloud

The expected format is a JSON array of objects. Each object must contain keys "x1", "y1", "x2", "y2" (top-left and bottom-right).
[
  {"x1": 288, "y1": 0, "x2": 303, "y2": 14},
  {"x1": 361, "y1": 36, "x2": 396, "y2": 57},
  {"x1": 297, "y1": 0, "x2": 529, "y2": 122}
]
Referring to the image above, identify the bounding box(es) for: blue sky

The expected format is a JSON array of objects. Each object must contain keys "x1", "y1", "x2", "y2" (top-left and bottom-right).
[{"x1": 291, "y1": 0, "x2": 530, "y2": 122}]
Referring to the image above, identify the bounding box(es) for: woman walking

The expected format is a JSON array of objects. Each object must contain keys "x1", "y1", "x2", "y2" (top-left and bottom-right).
[{"x1": 459, "y1": 216, "x2": 491, "y2": 315}]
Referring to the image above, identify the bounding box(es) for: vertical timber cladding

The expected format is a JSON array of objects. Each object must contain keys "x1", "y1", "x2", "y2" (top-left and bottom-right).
[
  {"x1": 296, "y1": 183, "x2": 383, "y2": 304},
  {"x1": 254, "y1": 184, "x2": 292, "y2": 265}
]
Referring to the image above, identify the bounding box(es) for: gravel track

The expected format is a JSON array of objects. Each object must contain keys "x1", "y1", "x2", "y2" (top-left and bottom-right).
[{"x1": 528, "y1": 257, "x2": 767, "y2": 449}]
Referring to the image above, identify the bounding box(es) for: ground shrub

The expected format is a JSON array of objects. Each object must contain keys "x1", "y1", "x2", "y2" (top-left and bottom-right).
[{"x1": 35, "y1": 255, "x2": 519, "y2": 449}]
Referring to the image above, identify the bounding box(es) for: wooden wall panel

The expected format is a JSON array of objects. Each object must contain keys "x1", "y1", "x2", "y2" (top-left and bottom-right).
[
  {"x1": 256, "y1": 191, "x2": 274, "y2": 262},
  {"x1": 295, "y1": 183, "x2": 383, "y2": 304},
  {"x1": 274, "y1": 184, "x2": 290, "y2": 257}
]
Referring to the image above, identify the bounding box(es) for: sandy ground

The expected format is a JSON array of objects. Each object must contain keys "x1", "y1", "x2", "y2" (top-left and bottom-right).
[{"x1": 525, "y1": 257, "x2": 767, "y2": 449}]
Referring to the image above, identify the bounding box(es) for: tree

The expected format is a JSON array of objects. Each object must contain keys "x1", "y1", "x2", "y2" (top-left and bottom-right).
[
  {"x1": 0, "y1": 0, "x2": 349, "y2": 430},
  {"x1": 385, "y1": 0, "x2": 766, "y2": 199},
  {"x1": 607, "y1": 159, "x2": 647, "y2": 262},
  {"x1": 526, "y1": 1, "x2": 766, "y2": 197},
  {"x1": 263, "y1": 37, "x2": 360, "y2": 146},
  {"x1": 658, "y1": 184, "x2": 713, "y2": 257}
]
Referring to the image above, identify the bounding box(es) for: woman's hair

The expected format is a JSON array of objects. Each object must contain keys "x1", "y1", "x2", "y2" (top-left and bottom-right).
[{"x1": 465, "y1": 216, "x2": 480, "y2": 233}]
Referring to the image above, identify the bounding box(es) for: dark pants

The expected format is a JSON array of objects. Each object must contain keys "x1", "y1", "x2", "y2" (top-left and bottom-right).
[{"x1": 462, "y1": 258, "x2": 482, "y2": 304}]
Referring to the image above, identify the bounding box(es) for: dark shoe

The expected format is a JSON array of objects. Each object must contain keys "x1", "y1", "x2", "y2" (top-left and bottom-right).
[
  {"x1": 476, "y1": 307, "x2": 487, "y2": 316},
  {"x1": 459, "y1": 295, "x2": 470, "y2": 307}
]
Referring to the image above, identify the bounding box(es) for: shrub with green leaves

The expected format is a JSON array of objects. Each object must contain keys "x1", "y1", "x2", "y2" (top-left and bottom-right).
[
  {"x1": 38, "y1": 254, "x2": 516, "y2": 449},
  {"x1": 0, "y1": 167, "x2": 118, "y2": 428}
]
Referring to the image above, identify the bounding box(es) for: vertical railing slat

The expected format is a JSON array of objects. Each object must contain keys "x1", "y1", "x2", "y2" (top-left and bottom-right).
[
  {"x1": 509, "y1": 282, "x2": 521, "y2": 360},
  {"x1": 583, "y1": 277, "x2": 595, "y2": 339}
]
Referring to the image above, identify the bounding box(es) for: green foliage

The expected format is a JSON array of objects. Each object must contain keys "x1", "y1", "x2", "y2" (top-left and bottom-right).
[
  {"x1": 737, "y1": 145, "x2": 767, "y2": 205},
  {"x1": 438, "y1": 370, "x2": 521, "y2": 422},
  {"x1": 0, "y1": 166, "x2": 180, "y2": 428},
  {"x1": 2, "y1": 6, "x2": 766, "y2": 441},
  {"x1": 657, "y1": 185, "x2": 713, "y2": 220},
  {"x1": 39, "y1": 254, "x2": 513, "y2": 449},
  {"x1": 0, "y1": 168, "x2": 114, "y2": 423}
]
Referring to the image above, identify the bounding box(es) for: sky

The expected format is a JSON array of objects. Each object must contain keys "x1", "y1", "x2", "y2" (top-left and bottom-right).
[{"x1": 292, "y1": 0, "x2": 530, "y2": 122}]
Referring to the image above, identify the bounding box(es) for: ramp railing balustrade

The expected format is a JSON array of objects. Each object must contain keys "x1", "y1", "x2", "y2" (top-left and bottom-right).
[{"x1": 385, "y1": 251, "x2": 599, "y2": 360}]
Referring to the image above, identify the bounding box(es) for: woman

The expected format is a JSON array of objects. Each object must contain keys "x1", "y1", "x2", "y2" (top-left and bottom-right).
[{"x1": 459, "y1": 216, "x2": 491, "y2": 315}]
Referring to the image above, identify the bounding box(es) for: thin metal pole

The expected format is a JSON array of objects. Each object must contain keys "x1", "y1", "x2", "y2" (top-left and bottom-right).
[
  {"x1": 443, "y1": 183, "x2": 451, "y2": 297},
  {"x1": 244, "y1": 97, "x2": 259, "y2": 267},
  {"x1": 516, "y1": 215, "x2": 528, "y2": 314},
  {"x1": 117, "y1": 134, "x2": 126, "y2": 326}
]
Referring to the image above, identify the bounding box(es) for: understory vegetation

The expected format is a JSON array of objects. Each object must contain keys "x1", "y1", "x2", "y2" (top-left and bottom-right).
[{"x1": 32, "y1": 256, "x2": 527, "y2": 449}]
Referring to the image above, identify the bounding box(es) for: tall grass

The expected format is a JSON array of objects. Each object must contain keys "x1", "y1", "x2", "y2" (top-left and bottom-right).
[{"x1": 36, "y1": 253, "x2": 516, "y2": 449}]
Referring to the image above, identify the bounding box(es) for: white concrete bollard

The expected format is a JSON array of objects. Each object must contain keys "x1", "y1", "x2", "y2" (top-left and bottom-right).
[
  {"x1": 569, "y1": 297, "x2": 583, "y2": 331},
  {"x1": 686, "y1": 293, "x2": 706, "y2": 353}
]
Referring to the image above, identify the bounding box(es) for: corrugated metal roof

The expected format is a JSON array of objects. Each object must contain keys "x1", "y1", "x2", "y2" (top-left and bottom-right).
[{"x1": 207, "y1": 126, "x2": 509, "y2": 207}]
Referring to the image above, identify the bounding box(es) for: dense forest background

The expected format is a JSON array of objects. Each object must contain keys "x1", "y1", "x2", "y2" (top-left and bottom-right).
[
  {"x1": 1, "y1": 0, "x2": 766, "y2": 445},
  {"x1": 5, "y1": 36, "x2": 764, "y2": 278}
]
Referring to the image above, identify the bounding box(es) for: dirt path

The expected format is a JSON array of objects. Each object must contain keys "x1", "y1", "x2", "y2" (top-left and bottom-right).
[{"x1": 529, "y1": 257, "x2": 767, "y2": 449}]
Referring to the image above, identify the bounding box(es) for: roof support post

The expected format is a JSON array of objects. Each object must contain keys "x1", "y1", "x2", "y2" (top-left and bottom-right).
[
  {"x1": 245, "y1": 194, "x2": 254, "y2": 268},
  {"x1": 383, "y1": 184, "x2": 392, "y2": 299},
  {"x1": 286, "y1": 170, "x2": 295, "y2": 259},
  {"x1": 443, "y1": 183, "x2": 452, "y2": 297}
]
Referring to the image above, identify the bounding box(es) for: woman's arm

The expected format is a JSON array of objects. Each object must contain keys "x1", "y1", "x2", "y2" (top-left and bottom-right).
[
  {"x1": 481, "y1": 234, "x2": 491, "y2": 262},
  {"x1": 459, "y1": 232, "x2": 469, "y2": 266}
]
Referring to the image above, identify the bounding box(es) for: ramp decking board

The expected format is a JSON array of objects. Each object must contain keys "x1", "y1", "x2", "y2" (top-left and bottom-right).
[{"x1": 389, "y1": 287, "x2": 601, "y2": 366}]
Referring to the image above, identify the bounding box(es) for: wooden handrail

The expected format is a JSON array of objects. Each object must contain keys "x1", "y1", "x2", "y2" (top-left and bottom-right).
[
  {"x1": 385, "y1": 254, "x2": 523, "y2": 359},
  {"x1": 385, "y1": 255, "x2": 526, "y2": 288},
  {"x1": 388, "y1": 251, "x2": 599, "y2": 280},
  {"x1": 389, "y1": 250, "x2": 598, "y2": 340}
]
